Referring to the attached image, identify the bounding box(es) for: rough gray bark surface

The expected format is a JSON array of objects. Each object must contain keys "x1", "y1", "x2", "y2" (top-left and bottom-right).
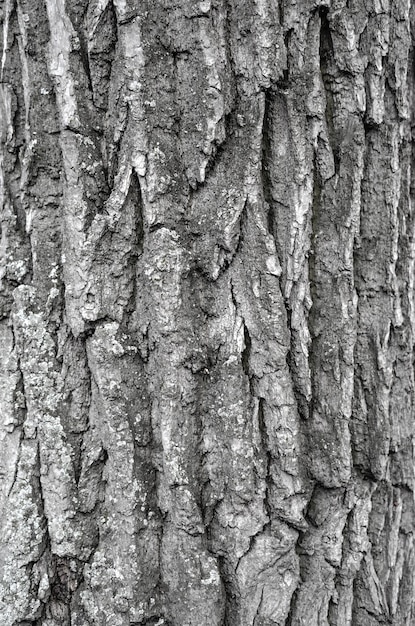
[{"x1": 0, "y1": 0, "x2": 414, "y2": 624}]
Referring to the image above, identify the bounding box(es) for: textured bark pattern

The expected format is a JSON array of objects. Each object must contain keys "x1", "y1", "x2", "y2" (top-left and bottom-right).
[{"x1": 0, "y1": 0, "x2": 414, "y2": 624}]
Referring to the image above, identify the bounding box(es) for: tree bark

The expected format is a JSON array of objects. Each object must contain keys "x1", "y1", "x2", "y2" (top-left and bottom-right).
[{"x1": 0, "y1": 0, "x2": 414, "y2": 624}]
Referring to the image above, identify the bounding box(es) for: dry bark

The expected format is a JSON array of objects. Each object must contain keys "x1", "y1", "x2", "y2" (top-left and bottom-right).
[{"x1": 0, "y1": 0, "x2": 414, "y2": 624}]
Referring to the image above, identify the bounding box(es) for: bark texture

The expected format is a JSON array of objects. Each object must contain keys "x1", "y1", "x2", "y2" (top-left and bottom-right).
[{"x1": 0, "y1": 0, "x2": 415, "y2": 624}]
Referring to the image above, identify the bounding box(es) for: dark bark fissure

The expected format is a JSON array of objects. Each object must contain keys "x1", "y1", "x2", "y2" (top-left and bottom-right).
[
  {"x1": 261, "y1": 89, "x2": 276, "y2": 242},
  {"x1": 257, "y1": 396, "x2": 273, "y2": 527},
  {"x1": 307, "y1": 154, "x2": 322, "y2": 427},
  {"x1": 319, "y1": 7, "x2": 340, "y2": 173},
  {"x1": 87, "y1": 1, "x2": 118, "y2": 113}
]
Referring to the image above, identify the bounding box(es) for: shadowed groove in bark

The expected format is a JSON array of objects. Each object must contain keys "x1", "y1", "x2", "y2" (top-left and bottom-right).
[
  {"x1": 308, "y1": 153, "x2": 322, "y2": 431},
  {"x1": 87, "y1": 0, "x2": 118, "y2": 113},
  {"x1": 319, "y1": 6, "x2": 339, "y2": 173},
  {"x1": 261, "y1": 89, "x2": 277, "y2": 245}
]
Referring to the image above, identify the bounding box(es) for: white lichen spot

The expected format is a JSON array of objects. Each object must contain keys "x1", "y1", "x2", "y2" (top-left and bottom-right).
[
  {"x1": 199, "y1": 0, "x2": 211, "y2": 12},
  {"x1": 265, "y1": 256, "x2": 282, "y2": 277}
]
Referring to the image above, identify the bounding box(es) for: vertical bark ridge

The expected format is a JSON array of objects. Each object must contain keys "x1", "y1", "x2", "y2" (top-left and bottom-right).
[{"x1": 0, "y1": 1, "x2": 414, "y2": 625}]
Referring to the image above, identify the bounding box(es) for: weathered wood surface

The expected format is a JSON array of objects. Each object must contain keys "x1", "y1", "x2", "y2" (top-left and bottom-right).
[{"x1": 0, "y1": 0, "x2": 414, "y2": 624}]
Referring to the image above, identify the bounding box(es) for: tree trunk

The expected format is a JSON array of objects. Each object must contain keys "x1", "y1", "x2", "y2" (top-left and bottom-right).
[{"x1": 0, "y1": 0, "x2": 414, "y2": 624}]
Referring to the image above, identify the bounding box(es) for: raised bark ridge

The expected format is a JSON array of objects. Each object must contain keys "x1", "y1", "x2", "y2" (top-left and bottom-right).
[{"x1": 0, "y1": 0, "x2": 414, "y2": 624}]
